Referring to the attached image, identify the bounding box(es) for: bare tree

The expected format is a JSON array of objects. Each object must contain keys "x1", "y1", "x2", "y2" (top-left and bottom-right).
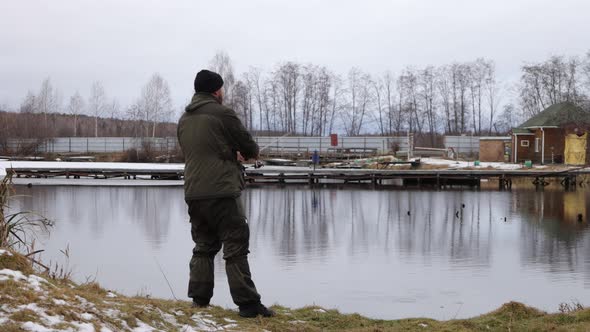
[
  {"x1": 328, "y1": 73, "x2": 344, "y2": 135},
  {"x1": 232, "y1": 79, "x2": 253, "y2": 130},
  {"x1": 108, "y1": 99, "x2": 120, "y2": 119},
  {"x1": 484, "y1": 60, "x2": 502, "y2": 135},
  {"x1": 245, "y1": 67, "x2": 266, "y2": 131},
  {"x1": 88, "y1": 81, "x2": 107, "y2": 137},
  {"x1": 494, "y1": 104, "x2": 520, "y2": 134},
  {"x1": 468, "y1": 59, "x2": 486, "y2": 135},
  {"x1": 372, "y1": 76, "x2": 386, "y2": 135},
  {"x1": 437, "y1": 66, "x2": 453, "y2": 134},
  {"x1": 343, "y1": 67, "x2": 372, "y2": 136},
  {"x1": 315, "y1": 67, "x2": 333, "y2": 136},
  {"x1": 300, "y1": 64, "x2": 317, "y2": 135},
  {"x1": 584, "y1": 52, "x2": 590, "y2": 91},
  {"x1": 519, "y1": 55, "x2": 586, "y2": 117},
  {"x1": 452, "y1": 63, "x2": 470, "y2": 133},
  {"x1": 381, "y1": 71, "x2": 397, "y2": 135},
  {"x1": 299, "y1": 64, "x2": 333, "y2": 136},
  {"x1": 67, "y1": 92, "x2": 85, "y2": 137},
  {"x1": 135, "y1": 73, "x2": 174, "y2": 137},
  {"x1": 263, "y1": 77, "x2": 281, "y2": 132},
  {"x1": 419, "y1": 66, "x2": 437, "y2": 145},
  {"x1": 273, "y1": 62, "x2": 301, "y2": 133},
  {"x1": 398, "y1": 68, "x2": 423, "y2": 134},
  {"x1": 125, "y1": 103, "x2": 143, "y2": 137},
  {"x1": 36, "y1": 78, "x2": 60, "y2": 136},
  {"x1": 20, "y1": 92, "x2": 37, "y2": 114},
  {"x1": 209, "y1": 50, "x2": 236, "y2": 107}
]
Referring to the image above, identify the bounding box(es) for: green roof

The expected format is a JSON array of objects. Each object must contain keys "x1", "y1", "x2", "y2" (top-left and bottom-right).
[
  {"x1": 512, "y1": 128, "x2": 533, "y2": 134},
  {"x1": 518, "y1": 102, "x2": 590, "y2": 128}
]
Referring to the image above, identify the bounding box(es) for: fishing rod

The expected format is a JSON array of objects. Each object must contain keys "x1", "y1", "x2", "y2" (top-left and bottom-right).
[
  {"x1": 258, "y1": 132, "x2": 291, "y2": 152},
  {"x1": 251, "y1": 132, "x2": 291, "y2": 169}
]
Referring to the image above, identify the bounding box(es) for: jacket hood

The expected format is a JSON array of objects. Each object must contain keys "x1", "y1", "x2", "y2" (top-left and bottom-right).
[{"x1": 185, "y1": 93, "x2": 219, "y2": 112}]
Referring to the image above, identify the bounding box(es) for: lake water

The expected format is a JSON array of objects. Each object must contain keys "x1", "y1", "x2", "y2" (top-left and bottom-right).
[{"x1": 9, "y1": 183, "x2": 590, "y2": 320}]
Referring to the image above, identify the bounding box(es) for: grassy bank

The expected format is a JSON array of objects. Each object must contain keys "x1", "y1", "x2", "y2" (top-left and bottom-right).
[{"x1": 1, "y1": 250, "x2": 590, "y2": 331}]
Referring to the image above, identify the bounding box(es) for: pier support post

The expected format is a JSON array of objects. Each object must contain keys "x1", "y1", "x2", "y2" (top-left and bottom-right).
[
  {"x1": 561, "y1": 175, "x2": 577, "y2": 191},
  {"x1": 533, "y1": 177, "x2": 549, "y2": 190},
  {"x1": 499, "y1": 176, "x2": 512, "y2": 191}
]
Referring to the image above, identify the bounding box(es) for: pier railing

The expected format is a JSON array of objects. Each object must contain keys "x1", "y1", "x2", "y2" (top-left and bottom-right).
[
  {"x1": 4, "y1": 136, "x2": 408, "y2": 155},
  {"x1": 4, "y1": 136, "x2": 484, "y2": 157}
]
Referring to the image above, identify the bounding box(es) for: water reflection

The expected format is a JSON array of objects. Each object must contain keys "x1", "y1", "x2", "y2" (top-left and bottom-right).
[
  {"x1": 248, "y1": 187, "x2": 496, "y2": 267},
  {"x1": 9, "y1": 184, "x2": 590, "y2": 319}
]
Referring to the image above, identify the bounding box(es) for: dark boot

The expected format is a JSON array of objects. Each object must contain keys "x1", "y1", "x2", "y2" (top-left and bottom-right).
[
  {"x1": 238, "y1": 303, "x2": 275, "y2": 318},
  {"x1": 191, "y1": 299, "x2": 209, "y2": 308}
]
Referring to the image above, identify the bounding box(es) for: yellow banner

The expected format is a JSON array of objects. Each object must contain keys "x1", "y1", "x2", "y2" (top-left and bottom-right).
[{"x1": 564, "y1": 133, "x2": 587, "y2": 165}]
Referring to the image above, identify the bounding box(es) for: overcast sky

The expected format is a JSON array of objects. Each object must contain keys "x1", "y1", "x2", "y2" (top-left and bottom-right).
[{"x1": 1, "y1": 0, "x2": 589, "y2": 112}]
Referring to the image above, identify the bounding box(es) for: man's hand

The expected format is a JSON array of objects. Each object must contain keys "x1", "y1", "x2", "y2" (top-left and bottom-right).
[{"x1": 237, "y1": 151, "x2": 245, "y2": 163}]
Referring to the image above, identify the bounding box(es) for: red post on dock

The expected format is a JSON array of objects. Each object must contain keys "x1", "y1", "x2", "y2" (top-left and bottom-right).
[{"x1": 330, "y1": 134, "x2": 338, "y2": 147}]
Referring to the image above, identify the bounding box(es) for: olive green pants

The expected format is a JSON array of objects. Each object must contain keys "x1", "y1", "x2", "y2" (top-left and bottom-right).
[{"x1": 186, "y1": 197, "x2": 261, "y2": 306}]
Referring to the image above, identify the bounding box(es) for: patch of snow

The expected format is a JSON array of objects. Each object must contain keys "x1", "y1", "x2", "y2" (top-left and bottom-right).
[
  {"x1": 224, "y1": 323, "x2": 238, "y2": 329},
  {"x1": 106, "y1": 292, "x2": 117, "y2": 298},
  {"x1": 0, "y1": 161, "x2": 184, "y2": 172},
  {"x1": 100, "y1": 327, "x2": 115, "y2": 332},
  {"x1": 28, "y1": 275, "x2": 50, "y2": 291},
  {"x1": 75, "y1": 295, "x2": 95, "y2": 309},
  {"x1": 0, "y1": 316, "x2": 9, "y2": 324},
  {"x1": 289, "y1": 320, "x2": 307, "y2": 324},
  {"x1": 18, "y1": 303, "x2": 63, "y2": 326},
  {"x1": 420, "y1": 158, "x2": 524, "y2": 170},
  {"x1": 313, "y1": 308, "x2": 326, "y2": 313},
  {"x1": 191, "y1": 314, "x2": 222, "y2": 331},
  {"x1": 160, "y1": 311, "x2": 178, "y2": 326},
  {"x1": 71, "y1": 321, "x2": 96, "y2": 332},
  {"x1": 103, "y1": 308, "x2": 121, "y2": 318},
  {"x1": 419, "y1": 322, "x2": 429, "y2": 327},
  {"x1": 201, "y1": 317, "x2": 217, "y2": 325},
  {"x1": 53, "y1": 299, "x2": 67, "y2": 306},
  {"x1": 132, "y1": 320, "x2": 158, "y2": 332},
  {"x1": 0, "y1": 269, "x2": 27, "y2": 280},
  {"x1": 1, "y1": 303, "x2": 15, "y2": 313},
  {"x1": 0, "y1": 249, "x2": 13, "y2": 256},
  {"x1": 179, "y1": 325, "x2": 198, "y2": 332},
  {"x1": 223, "y1": 317, "x2": 237, "y2": 323},
  {"x1": 80, "y1": 312, "x2": 94, "y2": 320},
  {"x1": 0, "y1": 269, "x2": 48, "y2": 292},
  {"x1": 21, "y1": 321, "x2": 53, "y2": 332}
]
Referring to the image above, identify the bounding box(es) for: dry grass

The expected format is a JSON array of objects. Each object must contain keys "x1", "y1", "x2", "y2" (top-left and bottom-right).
[
  {"x1": 2, "y1": 250, "x2": 590, "y2": 331},
  {"x1": 0, "y1": 171, "x2": 52, "y2": 250}
]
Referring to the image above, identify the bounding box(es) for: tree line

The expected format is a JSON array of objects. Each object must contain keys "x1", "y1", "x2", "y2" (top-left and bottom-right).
[
  {"x1": 217, "y1": 51, "x2": 590, "y2": 145},
  {"x1": 2, "y1": 51, "x2": 590, "y2": 145},
  {"x1": 1, "y1": 74, "x2": 174, "y2": 140}
]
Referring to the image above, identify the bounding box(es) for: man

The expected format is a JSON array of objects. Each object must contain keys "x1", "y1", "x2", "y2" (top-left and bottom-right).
[{"x1": 177, "y1": 69, "x2": 274, "y2": 318}]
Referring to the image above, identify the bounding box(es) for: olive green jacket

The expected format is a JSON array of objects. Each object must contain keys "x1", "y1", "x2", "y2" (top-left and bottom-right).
[{"x1": 178, "y1": 93, "x2": 259, "y2": 200}]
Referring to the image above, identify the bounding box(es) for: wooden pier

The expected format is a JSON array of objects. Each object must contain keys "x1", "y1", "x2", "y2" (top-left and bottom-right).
[
  {"x1": 246, "y1": 167, "x2": 587, "y2": 190},
  {"x1": 2, "y1": 161, "x2": 589, "y2": 189}
]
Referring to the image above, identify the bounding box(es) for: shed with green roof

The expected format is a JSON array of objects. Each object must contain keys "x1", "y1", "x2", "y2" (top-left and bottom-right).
[{"x1": 510, "y1": 102, "x2": 590, "y2": 164}]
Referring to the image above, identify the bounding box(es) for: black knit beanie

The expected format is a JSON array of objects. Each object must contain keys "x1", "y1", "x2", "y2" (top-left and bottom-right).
[{"x1": 194, "y1": 70, "x2": 224, "y2": 93}]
